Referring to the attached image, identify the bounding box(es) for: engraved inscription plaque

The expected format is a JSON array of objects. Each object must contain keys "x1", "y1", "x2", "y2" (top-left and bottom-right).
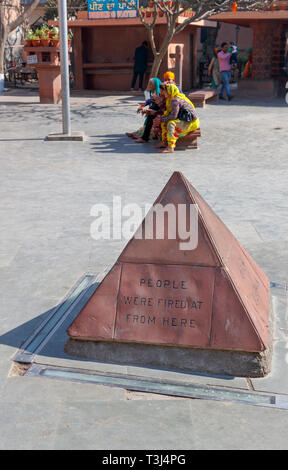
[{"x1": 115, "y1": 263, "x2": 215, "y2": 347}]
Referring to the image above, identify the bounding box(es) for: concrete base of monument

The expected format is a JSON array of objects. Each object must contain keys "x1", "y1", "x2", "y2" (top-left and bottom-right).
[
  {"x1": 64, "y1": 339, "x2": 272, "y2": 378},
  {"x1": 65, "y1": 298, "x2": 274, "y2": 378},
  {"x1": 65, "y1": 302, "x2": 274, "y2": 378}
]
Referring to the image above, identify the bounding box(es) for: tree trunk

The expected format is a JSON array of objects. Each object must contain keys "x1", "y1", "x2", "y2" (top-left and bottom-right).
[
  {"x1": 150, "y1": 54, "x2": 162, "y2": 78},
  {"x1": 0, "y1": 30, "x2": 7, "y2": 91},
  {"x1": 0, "y1": 24, "x2": 7, "y2": 75},
  {"x1": 149, "y1": 29, "x2": 175, "y2": 80}
]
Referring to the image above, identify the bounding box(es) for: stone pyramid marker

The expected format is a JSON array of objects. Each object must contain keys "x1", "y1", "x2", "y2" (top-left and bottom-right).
[{"x1": 67, "y1": 172, "x2": 272, "y2": 377}]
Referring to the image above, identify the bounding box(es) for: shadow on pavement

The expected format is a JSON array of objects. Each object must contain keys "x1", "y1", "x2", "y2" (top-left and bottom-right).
[{"x1": 90, "y1": 134, "x2": 164, "y2": 155}]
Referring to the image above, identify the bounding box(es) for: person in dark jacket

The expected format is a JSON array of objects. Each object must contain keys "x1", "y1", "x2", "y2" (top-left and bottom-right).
[{"x1": 130, "y1": 41, "x2": 149, "y2": 91}]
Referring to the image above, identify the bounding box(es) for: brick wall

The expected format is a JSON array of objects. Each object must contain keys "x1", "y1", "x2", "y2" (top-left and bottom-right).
[{"x1": 251, "y1": 21, "x2": 287, "y2": 80}]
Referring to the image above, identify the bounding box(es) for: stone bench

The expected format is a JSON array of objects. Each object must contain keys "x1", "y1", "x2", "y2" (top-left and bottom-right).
[
  {"x1": 188, "y1": 89, "x2": 219, "y2": 108},
  {"x1": 176, "y1": 128, "x2": 201, "y2": 150}
]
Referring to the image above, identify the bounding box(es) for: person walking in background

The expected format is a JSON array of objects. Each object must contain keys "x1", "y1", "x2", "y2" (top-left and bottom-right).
[
  {"x1": 130, "y1": 41, "x2": 149, "y2": 91},
  {"x1": 208, "y1": 47, "x2": 221, "y2": 89},
  {"x1": 217, "y1": 42, "x2": 233, "y2": 101}
]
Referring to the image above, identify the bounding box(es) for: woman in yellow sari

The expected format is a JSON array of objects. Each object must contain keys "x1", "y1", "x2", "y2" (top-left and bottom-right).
[{"x1": 158, "y1": 83, "x2": 200, "y2": 153}]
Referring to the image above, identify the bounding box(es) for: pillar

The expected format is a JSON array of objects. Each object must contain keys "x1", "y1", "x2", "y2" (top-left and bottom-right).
[
  {"x1": 72, "y1": 27, "x2": 84, "y2": 90},
  {"x1": 251, "y1": 21, "x2": 286, "y2": 80},
  {"x1": 251, "y1": 21, "x2": 274, "y2": 80}
]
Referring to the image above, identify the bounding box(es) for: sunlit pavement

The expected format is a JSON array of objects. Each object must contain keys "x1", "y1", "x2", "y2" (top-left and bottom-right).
[{"x1": 0, "y1": 89, "x2": 288, "y2": 450}]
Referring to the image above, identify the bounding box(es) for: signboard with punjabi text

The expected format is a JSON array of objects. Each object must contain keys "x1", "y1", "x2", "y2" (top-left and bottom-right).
[{"x1": 88, "y1": 0, "x2": 138, "y2": 19}]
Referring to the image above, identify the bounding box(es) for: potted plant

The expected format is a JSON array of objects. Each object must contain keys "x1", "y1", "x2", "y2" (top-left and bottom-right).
[
  {"x1": 146, "y1": 7, "x2": 152, "y2": 16},
  {"x1": 49, "y1": 27, "x2": 58, "y2": 38},
  {"x1": 68, "y1": 31, "x2": 73, "y2": 48},
  {"x1": 25, "y1": 30, "x2": 34, "y2": 47},
  {"x1": 40, "y1": 24, "x2": 50, "y2": 35},
  {"x1": 51, "y1": 33, "x2": 60, "y2": 47},
  {"x1": 270, "y1": 3, "x2": 279, "y2": 10},
  {"x1": 148, "y1": 1, "x2": 154, "y2": 6},
  {"x1": 40, "y1": 35, "x2": 50, "y2": 47},
  {"x1": 139, "y1": 6, "x2": 145, "y2": 17},
  {"x1": 39, "y1": 26, "x2": 51, "y2": 47},
  {"x1": 31, "y1": 33, "x2": 41, "y2": 47},
  {"x1": 280, "y1": 1, "x2": 288, "y2": 9}
]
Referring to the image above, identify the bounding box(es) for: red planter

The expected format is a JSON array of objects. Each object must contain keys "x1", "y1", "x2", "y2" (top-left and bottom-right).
[
  {"x1": 40, "y1": 38, "x2": 51, "y2": 47},
  {"x1": 31, "y1": 39, "x2": 41, "y2": 47},
  {"x1": 25, "y1": 39, "x2": 32, "y2": 47},
  {"x1": 51, "y1": 39, "x2": 60, "y2": 47}
]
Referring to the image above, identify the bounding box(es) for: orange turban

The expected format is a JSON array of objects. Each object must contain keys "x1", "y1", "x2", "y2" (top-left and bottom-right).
[{"x1": 163, "y1": 71, "x2": 175, "y2": 80}]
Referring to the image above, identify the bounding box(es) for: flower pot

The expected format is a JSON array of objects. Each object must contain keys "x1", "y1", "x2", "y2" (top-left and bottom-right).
[
  {"x1": 40, "y1": 38, "x2": 50, "y2": 47},
  {"x1": 270, "y1": 4, "x2": 278, "y2": 10},
  {"x1": 51, "y1": 39, "x2": 60, "y2": 47},
  {"x1": 25, "y1": 39, "x2": 32, "y2": 47},
  {"x1": 148, "y1": 1, "x2": 154, "y2": 6},
  {"x1": 68, "y1": 39, "x2": 72, "y2": 48},
  {"x1": 146, "y1": 11, "x2": 151, "y2": 17},
  {"x1": 158, "y1": 10, "x2": 164, "y2": 16},
  {"x1": 280, "y1": 4, "x2": 287, "y2": 9},
  {"x1": 31, "y1": 39, "x2": 41, "y2": 47}
]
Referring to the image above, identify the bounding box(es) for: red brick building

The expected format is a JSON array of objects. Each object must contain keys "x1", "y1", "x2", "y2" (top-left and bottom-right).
[
  {"x1": 67, "y1": 11, "x2": 216, "y2": 91},
  {"x1": 211, "y1": 5, "x2": 288, "y2": 96}
]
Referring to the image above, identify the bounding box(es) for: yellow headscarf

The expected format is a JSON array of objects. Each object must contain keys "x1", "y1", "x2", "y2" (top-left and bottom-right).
[{"x1": 163, "y1": 83, "x2": 195, "y2": 116}]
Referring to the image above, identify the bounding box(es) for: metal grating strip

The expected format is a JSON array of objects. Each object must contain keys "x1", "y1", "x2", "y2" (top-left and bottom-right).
[
  {"x1": 25, "y1": 364, "x2": 288, "y2": 410},
  {"x1": 13, "y1": 274, "x2": 99, "y2": 363}
]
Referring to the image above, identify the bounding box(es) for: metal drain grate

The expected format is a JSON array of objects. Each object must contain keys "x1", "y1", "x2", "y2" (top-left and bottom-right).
[
  {"x1": 13, "y1": 274, "x2": 99, "y2": 363},
  {"x1": 25, "y1": 364, "x2": 288, "y2": 410}
]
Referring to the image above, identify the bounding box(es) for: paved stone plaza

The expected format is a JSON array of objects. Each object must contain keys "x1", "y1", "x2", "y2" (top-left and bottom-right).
[{"x1": 0, "y1": 89, "x2": 288, "y2": 450}]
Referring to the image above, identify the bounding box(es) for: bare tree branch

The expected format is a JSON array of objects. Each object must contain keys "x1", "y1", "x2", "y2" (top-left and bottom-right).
[
  {"x1": 112, "y1": 0, "x2": 274, "y2": 79},
  {"x1": 7, "y1": 0, "x2": 41, "y2": 34}
]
